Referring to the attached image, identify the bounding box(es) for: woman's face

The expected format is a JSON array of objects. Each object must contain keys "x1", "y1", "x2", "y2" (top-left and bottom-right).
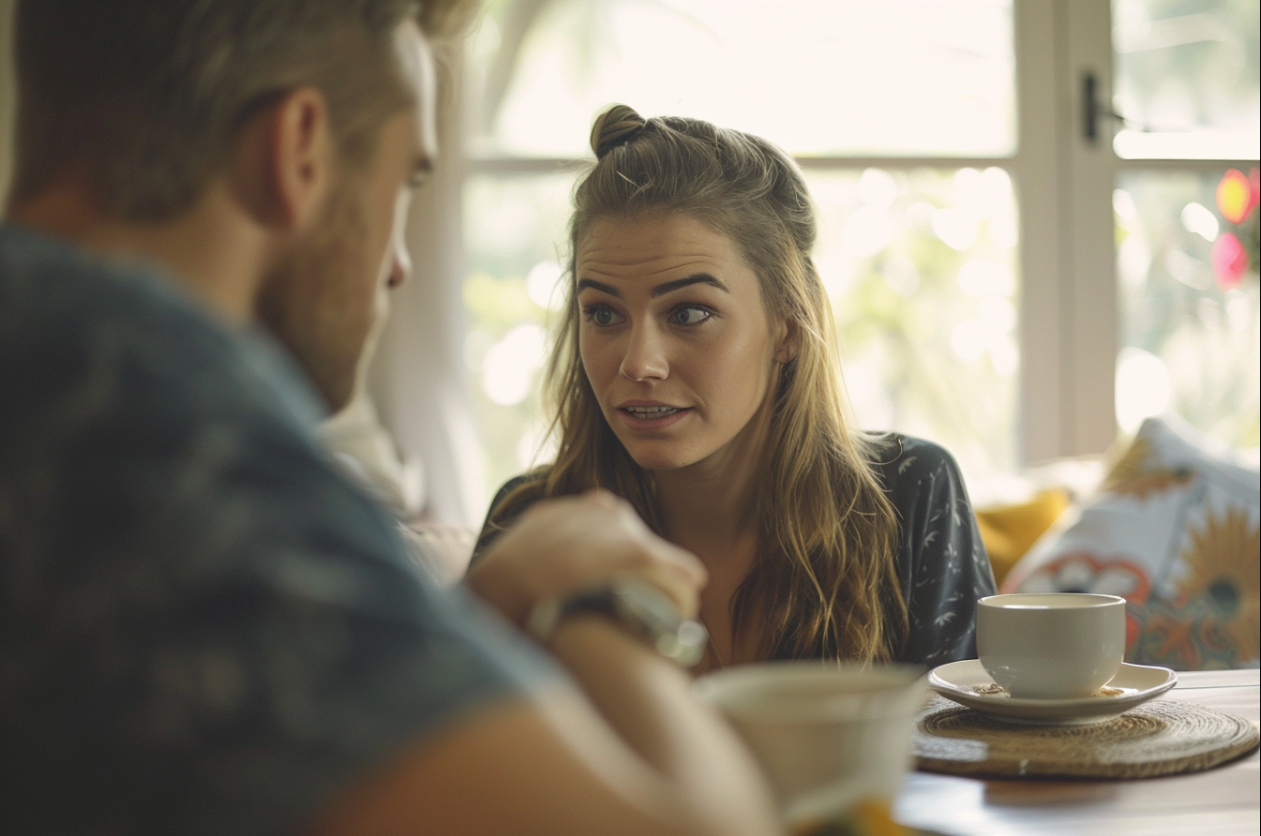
[{"x1": 576, "y1": 212, "x2": 791, "y2": 475}]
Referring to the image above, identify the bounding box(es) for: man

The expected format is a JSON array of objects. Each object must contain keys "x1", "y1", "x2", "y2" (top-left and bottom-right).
[{"x1": 0, "y1": 2, "x2": 782, "y2": 834}]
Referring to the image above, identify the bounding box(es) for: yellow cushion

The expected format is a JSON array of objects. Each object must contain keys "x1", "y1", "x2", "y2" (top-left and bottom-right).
[{"x1": 975, "y1": 488, "x2": 1071, "y2": 586}]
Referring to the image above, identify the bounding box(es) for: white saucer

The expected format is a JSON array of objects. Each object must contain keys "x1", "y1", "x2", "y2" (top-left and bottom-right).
[{"x1": 927, "y1": 660, "x2": 1178, "y2": 726}]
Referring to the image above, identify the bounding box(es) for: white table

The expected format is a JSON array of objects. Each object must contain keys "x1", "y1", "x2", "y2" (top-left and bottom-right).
[{"x1": 894, "y1": 669, "x2": 1261, "y2": 836}]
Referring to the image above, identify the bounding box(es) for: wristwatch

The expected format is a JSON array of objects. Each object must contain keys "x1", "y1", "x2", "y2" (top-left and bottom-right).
[{"x1": 527, "y1": 576, "x2": 708, "y2": 667}]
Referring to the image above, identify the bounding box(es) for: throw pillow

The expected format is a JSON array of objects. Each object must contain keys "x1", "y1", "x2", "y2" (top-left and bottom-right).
[{"x1": 1002, "y1": 416, "x2": 1260, "y2": 670}]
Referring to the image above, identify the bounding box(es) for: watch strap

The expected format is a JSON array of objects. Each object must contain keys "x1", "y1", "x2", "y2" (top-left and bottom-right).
[{"x1": 526, "y1": 577, "x2": 708, "y2": 667}]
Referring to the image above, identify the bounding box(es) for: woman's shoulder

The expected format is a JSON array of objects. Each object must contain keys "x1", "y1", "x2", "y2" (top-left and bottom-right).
[
  {"x1": 473, "y1": 467, "x2": 553, "y2": 560},
  {"x1": 487, "y1": 467, "x2": 553, "y2": 523},
  {"x1": 864, "y1": 432, "x2": 964, "y2": 487},
  {"x1": 490, "y1": 469, "x2": 549, "y2": 505}
]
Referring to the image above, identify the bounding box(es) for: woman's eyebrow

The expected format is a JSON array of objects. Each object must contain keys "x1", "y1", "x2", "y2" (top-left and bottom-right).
[
  {"x1": 576, "y1": 278, "x2": 619, "y2": 296},
  {"x1": 575, "y1": 273, "x2": 730, "y2": 298},
  {"x1": 650, "y1": 273, "x2": 729, "y2": 297}
]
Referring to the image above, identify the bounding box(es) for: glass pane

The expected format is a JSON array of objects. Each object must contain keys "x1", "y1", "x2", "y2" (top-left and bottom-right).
[
  {"x1": 471, "y1": 0, "x2": 1014, "y2": 159},
  {"x1": 1114, "y1": 168, "x2": 1261, "y2": 447},
  {"x1": 813, "y1": 167, "x2": 1020, "y2": 484},
  {"x1": 463, "y1": 167, "x2": 1021, "y2": 495},
  {"x1": 1112, "y1": 0, "x2": 1261, "y2": 159},
  {"x1": 463, "y1": 171, "x2": 577, "y2": 494}
]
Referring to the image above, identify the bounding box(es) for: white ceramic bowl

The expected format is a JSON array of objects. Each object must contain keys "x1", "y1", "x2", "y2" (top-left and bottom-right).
[
  {"x1": 694, "y1": 662, "x2": 926, "y2": 824},
  {"x1": 976, "y1": 592, "x2": 1126, "y2": 700}
]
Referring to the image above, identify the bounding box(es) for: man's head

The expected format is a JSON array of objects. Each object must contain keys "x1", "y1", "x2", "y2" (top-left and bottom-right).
[
  {"x1": 11, "y1": 0, "x2": 471, "y2": 219},
  {"x1": 253, "y1": 18, "x2": 439, "y2": 410},
  {"x1": 10, "y1": 0, "x2": 474, "y2": 409}
]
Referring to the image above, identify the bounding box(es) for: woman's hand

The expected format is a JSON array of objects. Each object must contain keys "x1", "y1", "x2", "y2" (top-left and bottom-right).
[{"x1": 464, "y1": 490, "x2": 705, "y2": 627}]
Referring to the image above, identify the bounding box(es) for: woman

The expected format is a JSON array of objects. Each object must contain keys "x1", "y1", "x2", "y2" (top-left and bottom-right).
[{"x1": 475, "y1": 104, "x2": 996, "y2": 672}]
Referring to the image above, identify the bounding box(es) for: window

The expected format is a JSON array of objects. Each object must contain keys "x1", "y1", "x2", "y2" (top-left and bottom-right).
[
  {"x1": 446, "y1": 0, "x2": 1259, "y2": 509},
  {"x1": 1111, "y1": 0, "x2": 1260, "y2": 444}
]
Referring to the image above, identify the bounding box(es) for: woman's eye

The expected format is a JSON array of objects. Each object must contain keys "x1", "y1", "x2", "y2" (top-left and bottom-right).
[
  {"x1": 583, "y1": 305, "x2": 622, "y2": 327},
  {"x1": 670, "y1": 306, "x2": 713, "y2": 326}
]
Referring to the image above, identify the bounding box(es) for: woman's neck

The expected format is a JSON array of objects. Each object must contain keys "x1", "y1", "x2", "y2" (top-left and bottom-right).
[
  {"x1": 654, "y1": 406, "x2": 769, "y2": 559},
  {"x1": 656, "y1": 466, "x2": 758, "y2": 555},
  {"x1": 653, "y1": 397, "x2": 775, "y2": 671}
]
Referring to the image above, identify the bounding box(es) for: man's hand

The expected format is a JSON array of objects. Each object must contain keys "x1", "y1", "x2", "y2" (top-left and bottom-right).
[{"x1": 464, "y1": 490, "x2": 705, "y2": 627}]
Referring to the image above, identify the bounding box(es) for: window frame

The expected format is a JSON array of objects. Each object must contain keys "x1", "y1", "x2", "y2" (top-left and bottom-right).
[{"x1": 373, "y1": 0, "x2": 1260, "y2": 524}]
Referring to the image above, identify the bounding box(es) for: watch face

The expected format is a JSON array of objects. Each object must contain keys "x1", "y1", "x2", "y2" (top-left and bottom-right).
[
  {"x1": 662, "y1": 620, "x2": 708, "y2": 667},
  {"x1": 612, "y1": 579, "x2": 708, "y2": 667}
]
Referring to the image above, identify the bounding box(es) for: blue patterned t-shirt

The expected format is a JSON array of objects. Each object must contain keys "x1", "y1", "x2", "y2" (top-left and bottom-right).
[{"x1": 0, "y1": 225, "x2": 554, "y2": 835}]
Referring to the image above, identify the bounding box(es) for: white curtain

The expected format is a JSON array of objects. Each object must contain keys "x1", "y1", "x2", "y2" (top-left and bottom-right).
[{"x1": 367, "y1": 50, "x2": 488, "y2": 530}]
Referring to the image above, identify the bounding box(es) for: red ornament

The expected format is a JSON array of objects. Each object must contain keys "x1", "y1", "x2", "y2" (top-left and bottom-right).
[{"x1": 1211, "y1": 232, "x2": 1247, "y2": 290}]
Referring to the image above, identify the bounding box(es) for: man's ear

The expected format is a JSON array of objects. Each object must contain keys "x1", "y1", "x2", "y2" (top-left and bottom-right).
[
  {"x1": 230, "y1": 87, "x2": 334, "y2": 232},
  {"x1": 775, "y1": 317, "x2": 799, "y2": 364}
]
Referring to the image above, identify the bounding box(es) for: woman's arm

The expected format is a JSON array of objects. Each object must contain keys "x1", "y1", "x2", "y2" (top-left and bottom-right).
[{"x1": 882, "y1": 436, "x2": 998, "y2": 665}]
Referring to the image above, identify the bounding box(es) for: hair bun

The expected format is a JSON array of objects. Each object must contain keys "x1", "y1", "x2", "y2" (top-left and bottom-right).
[{"x1": 590, "y1": 104, "x2": 647, "y2": 159}]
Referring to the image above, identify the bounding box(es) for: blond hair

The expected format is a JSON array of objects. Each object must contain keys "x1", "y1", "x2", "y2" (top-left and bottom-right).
[
  {"x1": 10, "y1": 0, "x2": 477, "y2": 220},
  {"x1": 493, "y1": 105, "x2": 907, "y2": 662}
]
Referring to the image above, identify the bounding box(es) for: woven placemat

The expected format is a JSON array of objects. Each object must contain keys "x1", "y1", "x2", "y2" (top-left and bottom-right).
[{"x1": 914, "y1": 696, "x2": 1260, "y2": 779}]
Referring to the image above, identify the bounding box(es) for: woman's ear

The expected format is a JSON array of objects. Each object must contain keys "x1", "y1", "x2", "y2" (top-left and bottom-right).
[{"x1": 775, "y1": 318, "x2": 799, "y2": 364}]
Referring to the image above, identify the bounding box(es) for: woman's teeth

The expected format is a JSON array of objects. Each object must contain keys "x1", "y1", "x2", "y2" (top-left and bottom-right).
[{"x1": 624, "y1": 406, "x2": 682, "y2": 417}]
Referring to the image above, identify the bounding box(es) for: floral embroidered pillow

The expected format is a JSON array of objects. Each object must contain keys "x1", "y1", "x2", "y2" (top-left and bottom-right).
[{"x1": 1002, "y1": 417, "x2": 1260, "y2": 670}]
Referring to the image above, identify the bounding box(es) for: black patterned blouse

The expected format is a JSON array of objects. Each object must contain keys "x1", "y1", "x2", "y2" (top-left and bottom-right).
[
  {"x1": 867, "y1": 433, "x2": 997, "y2": 666},
  {"x1": 476, "y1": 433, "x2": 996, "y2": 668}
]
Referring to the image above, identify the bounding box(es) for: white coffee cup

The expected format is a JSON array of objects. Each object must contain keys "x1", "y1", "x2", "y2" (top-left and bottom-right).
[
  {"x1": 976, "y1": 593, "x2": 1126, "y2": 700},
  {"x1": 694, "y1": 662, "x2": 926, "y2": 828}
]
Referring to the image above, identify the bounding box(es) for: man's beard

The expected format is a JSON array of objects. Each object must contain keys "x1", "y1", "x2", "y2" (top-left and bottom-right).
[{"x1": 255, "y1": 180, "x2": 375, "y2": 412}]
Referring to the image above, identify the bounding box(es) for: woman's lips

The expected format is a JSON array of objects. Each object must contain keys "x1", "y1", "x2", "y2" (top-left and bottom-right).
[{"x1": 616, "y1": 404, "x2": 692, "y2": 430}]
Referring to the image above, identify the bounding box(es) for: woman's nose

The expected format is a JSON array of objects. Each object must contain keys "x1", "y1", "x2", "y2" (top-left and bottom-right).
[{"x1": 619, "y1": 322, "x2": 669, "y2": 382}]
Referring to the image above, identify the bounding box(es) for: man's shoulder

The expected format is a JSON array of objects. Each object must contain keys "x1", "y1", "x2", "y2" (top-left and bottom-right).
[
  {"x1": 0, "y1": 224, "x2": 322, "y2": 433},
  {"x1": 2, "y1": 223, "x2": 205, "y2": 319},
  {"x1": 1, "y1": 225, "x2": 236, "y2": 379}
]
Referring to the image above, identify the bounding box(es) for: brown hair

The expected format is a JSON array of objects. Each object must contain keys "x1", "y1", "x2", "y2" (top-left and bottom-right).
[
  {"x1": 491, "y1": 105, "x2": 908, "y2": 663},
  {"x1": 9, "y1": 0, "x2": 476, "y2": 220}
]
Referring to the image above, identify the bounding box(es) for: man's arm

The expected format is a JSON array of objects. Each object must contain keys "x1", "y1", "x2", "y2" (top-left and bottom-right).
[
  {"x1": 307, "y1": 618, "x2": 782, "y2": 836},
  {"x1": 307, "y1": 492, "x2": 784, "y2": 836}
]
